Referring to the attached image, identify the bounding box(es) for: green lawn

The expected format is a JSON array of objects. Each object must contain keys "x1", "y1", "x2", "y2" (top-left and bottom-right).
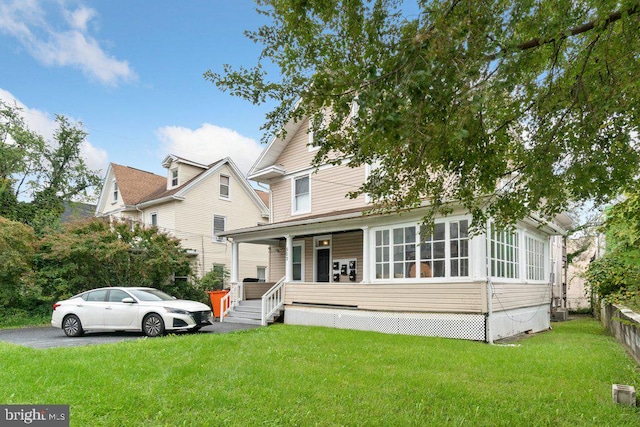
[{"x1": 1, "y1": 318, "x2": 638, "y2": 426}]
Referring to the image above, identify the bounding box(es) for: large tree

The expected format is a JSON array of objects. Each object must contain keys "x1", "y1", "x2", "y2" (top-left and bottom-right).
[
  {"x1": 0, "y1": 101, "x2": 102, "y2": 233},
  {"x1": 206, "y1": 0, "x2": 640, "y2": 229}
]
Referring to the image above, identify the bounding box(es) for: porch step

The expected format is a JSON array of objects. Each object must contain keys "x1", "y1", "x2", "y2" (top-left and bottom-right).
[{"x1": 223, "y1": 299, "x2": 281, "y2": 325}]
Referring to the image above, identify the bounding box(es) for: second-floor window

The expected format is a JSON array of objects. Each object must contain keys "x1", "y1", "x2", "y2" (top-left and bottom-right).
[
  {"x1": 171, "y1": 169, "x2": 178, "y2": 187},
  {"x1": 213, "y1": 215, "x2": 226, "y2": 242},
  {"x1": 293, "y1": 175, "x2": 310, "y2": 214},
  {"x1": 112, "y1": 180, "x2": 118, "y2": 202},
  {"x1": 219, "y1": 174, "x2": 230, "y2": 199}
]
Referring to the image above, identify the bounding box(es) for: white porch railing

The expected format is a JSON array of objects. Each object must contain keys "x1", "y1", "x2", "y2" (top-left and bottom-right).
[
  {"x1": 261, "y1": 277, "x2": 285, "y2": 326},
  {"x1": 220, "y1": 281, "x2": 244, "y2": 322}
]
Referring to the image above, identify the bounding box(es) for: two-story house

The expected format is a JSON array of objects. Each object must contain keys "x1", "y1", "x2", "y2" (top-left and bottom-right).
[
  {"x1": 95, "y1": 155, "x2": 270, "y2": 282},
  {"x1": 220, "y1": 118, "x2": 572, "y2": 342}
]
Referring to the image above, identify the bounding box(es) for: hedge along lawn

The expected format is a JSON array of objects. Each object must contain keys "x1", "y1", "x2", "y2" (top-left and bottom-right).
[{"x1": 0, "y1": 318, "x2": 638, "y2": 426}]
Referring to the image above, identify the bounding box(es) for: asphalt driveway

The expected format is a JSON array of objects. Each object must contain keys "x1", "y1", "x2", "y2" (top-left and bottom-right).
[{"x1": 0, "y1": 321, "x2": 260, "y2": 349}]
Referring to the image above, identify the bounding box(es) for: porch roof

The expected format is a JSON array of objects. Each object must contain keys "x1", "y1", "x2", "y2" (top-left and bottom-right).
[{"x1": 219, "y1": 207, "x2": 374, "y2": 244}]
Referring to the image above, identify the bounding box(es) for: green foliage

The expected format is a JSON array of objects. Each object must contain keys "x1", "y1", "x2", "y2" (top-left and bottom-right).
[
  {"x1": 34, "y1": 218, "x2": 196, "y2": 302},
  {"x1": 207, "y1": 0, "x2": 640, "y2": 230},
  {"x1": 0, "y1": 217, "x2": 36, "y2": 308},
  {"x1": 0, "y1": 102, "x2": 102, "y2": 235},
  {"x1": 195, "y1": 266, "x2": 229, "y2": 291},
  {"x1": 586, "y1": 190, "x2": 640, "y2": 311}
]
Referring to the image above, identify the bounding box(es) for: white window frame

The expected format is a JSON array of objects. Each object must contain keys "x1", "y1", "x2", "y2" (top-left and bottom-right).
[
  {"x1": 112, "y1": 180, "x2": 118, "y2": 203},
  {"x1": 291, "y1": 174, "x2": 311, "y2": 215},
  {"x1": 257, "y1": 266, "x2": 267, "y2": 282},
  {"x1": 219, "y1": 174, "x2": 231, "y2": 200},
  {"x1": 370, "y1": 216, "x2": 472, "y2": 282},
  {"x1": 212, "y1": 214, "x2": 226, "y2": 243},
  {"x1": 525, "y1": 234, "x2": 547, "y2": 282},
  {"x1": 171, "y1": 168, "x2": 178, "y2": 187},
  {"x1": 291, "y1": 241, "x2": 305, "y2": 282},
  {"x1": 490, "y1": 224, "x2": 520, "y2": 281},
  {"x1": 150, "y1": 212, "x2": 158, "y2": 227}
]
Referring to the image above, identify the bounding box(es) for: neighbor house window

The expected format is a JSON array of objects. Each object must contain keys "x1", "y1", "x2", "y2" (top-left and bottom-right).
[
  {"x1": 526, "y1": 236, "x2": 546, "y2": 281},
  {"x1": 171, "y1": 169, "x2": 178, "y2": 187},
  {"x1": 491, "y1": 225, "x2": 519, "y2": 279},
  {"x1": 293, "y1": 175, "x2": 310, "y2": 214},
  {"x1": 150, "y1": 213, "x2": 158, "y2": 227},
  {"x1": 213, "y1": 215, "x2": 226, "y2": 242},
  {"x1": 219, "y1": 174, "x2": 230, "y2": 199},
  {"x1": 112, "y1": 180, "x2": 118, "y2": 202}
]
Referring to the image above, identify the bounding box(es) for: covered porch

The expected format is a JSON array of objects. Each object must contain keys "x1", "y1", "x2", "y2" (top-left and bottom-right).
[{"x1": 219, "y1": 208, "x2": 556, "y2": 342}]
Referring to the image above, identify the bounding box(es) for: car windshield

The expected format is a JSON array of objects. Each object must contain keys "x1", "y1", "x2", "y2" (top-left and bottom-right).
[{"x1": 128, "y1": 289, "x2": 175, "y2": 301}]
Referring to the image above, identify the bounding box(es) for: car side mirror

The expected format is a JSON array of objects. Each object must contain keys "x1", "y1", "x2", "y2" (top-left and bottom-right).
[{"x1": 122, "y1": 297, "x2": 136, "y2": 304}]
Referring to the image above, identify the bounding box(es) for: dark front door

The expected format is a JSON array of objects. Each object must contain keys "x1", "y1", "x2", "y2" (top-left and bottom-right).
[{"x1": 316, "y1": 248, "x2": 330, "y2": 282}]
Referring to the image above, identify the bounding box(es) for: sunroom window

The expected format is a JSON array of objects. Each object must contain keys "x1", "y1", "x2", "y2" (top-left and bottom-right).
[
  {"x1": 491, "y1": 225, "x2": 519, "y2": 279},
  {"x1": 526, "y1": 236, "x2": 546, "y2": 281},
  {"x1": 373, "y1": 219, "x2": 470, "y2": 280}
]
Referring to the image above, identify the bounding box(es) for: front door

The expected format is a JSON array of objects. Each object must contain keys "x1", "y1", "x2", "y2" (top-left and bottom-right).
[{"x1": 316, "y1": 248, "x2": 331, "y2": 282}]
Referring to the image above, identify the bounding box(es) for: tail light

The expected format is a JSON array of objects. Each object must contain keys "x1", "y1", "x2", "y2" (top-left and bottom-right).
[{"x1": 53, "y1": 303, "x2": 61, "y2": 310}]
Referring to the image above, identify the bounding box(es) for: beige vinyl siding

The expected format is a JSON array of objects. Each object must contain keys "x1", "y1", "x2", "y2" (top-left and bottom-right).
[
  {"x1": 270, "y1": 164, "x2": 368, "y2": 223},
  {"x1": 491, "y1": 282, "x2": 551, "y2": 311},
  {"x1": 277, "y1": 119, "x2": 316, "y2": 172},
  {"x1": 331, "y1": 231, "x2": 363, "y2": 280},
  {"x1": 170, "y1": 163, "x2": 268, "y2": 279},
  {"x1": 284, "y1": 282, "x2": 487, "y2": 313},
  {"x1": 167, "y1": 161, "x2": 204, "y2": 188}
]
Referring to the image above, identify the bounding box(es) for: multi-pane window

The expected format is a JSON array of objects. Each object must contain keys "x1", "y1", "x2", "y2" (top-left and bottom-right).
[
  {"x1": 171, "y1": 169, "x2": 178, "y2": 187},
  {"x1": 419, "y1": 223, "x2": 446, "y2": 278},
  {"x1": 449, "y1": 220, "x2": 469, "y2": 277},
  {"x1": 374, "y1": 219, "x2": 470, "y2": 280},
  {"x1": 293, "y1": 176, "x2": 310, "y2": 213},
  {"x1": 393, "y1": 226, "x2": 416, "y2": 278},
  {"x1": 292, "y1": 245, "x2": 303, "y2": 281},
  {"x1": 375, "y1": 230, "x2": 390, "y2": 279},
  {"x1": 219, "y1": 174, "x2": 230, "y2": 199},
  {"x1": 526, "y1": 236, "x2": 546, "y2": 281},
  {"x1": 491, "y1": 225, "x2": 519, "y2": 279},
  {"x1": 112, "y1": 180, "x2": 118, "y2": 202},
  {"x1": 213, "y1": 215, "x2": 226, "y2": 242}
]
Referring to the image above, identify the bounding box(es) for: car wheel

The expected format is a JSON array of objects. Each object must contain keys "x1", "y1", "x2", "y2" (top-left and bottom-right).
[
  {"x1": 142, "y1": 313, "x2": 165, "y2": 337},
  {"x1": 62, "y1": 315, "x2": 84, "y2": 337}
]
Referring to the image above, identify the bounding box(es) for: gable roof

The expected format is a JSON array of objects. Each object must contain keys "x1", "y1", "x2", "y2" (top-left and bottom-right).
[
  {"x1": 248, "y1": 118, "x2": 304, "y2": 181},
  {"x1": 111, "y1": 164, "x2": 166, "y2": 205}
]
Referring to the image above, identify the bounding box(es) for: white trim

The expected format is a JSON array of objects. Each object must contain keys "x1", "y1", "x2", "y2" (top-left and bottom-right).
[
  {"x1": 292, "y1": 240, "x2": 305, "y2": 282},
  {"x1": 313, "y1": 235, "x2": 332, "y2": 282},
  {"x1": 149, "y1": 211, "x2": 158, "y2": 227},
  {"x1": 219, "y1": 173, "x2": 231, "y2": 201},
  {"x1": 212, "y1": 214, "x2": 227, "y2": 243},
  {"x1": 170, "y1": 168, "x2": 179, "y2": 187},
  {"x1": 291, "y1": 173, "x2": 311, "y2": 215}
]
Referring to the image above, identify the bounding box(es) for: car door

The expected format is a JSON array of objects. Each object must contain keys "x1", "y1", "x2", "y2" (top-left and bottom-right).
[
  {"x1": 103, "y1": 289, "x2": 139, "y2": 329},
  {"x1": 75, "y1": 289, "x2": 109, "y2": 329}
]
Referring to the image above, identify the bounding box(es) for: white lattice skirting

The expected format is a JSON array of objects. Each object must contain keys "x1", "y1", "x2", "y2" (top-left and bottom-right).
[{"x1": 284, "y1": 306, "x2": 487, "y2": 341}]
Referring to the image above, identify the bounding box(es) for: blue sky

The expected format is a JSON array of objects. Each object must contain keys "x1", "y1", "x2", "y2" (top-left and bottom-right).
[{"x1": 0, "y1": 0, "x2": 278, "y2": 179}]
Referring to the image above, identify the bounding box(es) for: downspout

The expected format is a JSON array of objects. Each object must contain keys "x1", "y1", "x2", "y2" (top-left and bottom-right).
[{"x1": 485, "y1": 220, "x2": 494, "y2": 345}]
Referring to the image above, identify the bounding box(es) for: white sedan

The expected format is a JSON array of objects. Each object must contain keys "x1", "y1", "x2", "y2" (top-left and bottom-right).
[{"x1": 51, "y1": 287, "x2": 213, "y2": 337}]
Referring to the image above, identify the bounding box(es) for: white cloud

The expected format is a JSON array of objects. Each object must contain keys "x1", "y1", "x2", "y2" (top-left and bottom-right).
[
  {"x1": 156, "y1": 124, "x2": 263, "y2": 176},
  {"x1": 0, "y1": 88, "x2": 109, "y2": 174},
  {"x1": 0, "y1": 0, "x2": 136, "y2": 86}
]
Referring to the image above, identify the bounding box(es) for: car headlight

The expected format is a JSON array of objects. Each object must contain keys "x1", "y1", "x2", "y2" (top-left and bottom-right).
[{"x1": 164, "y1": 307, "x2": 190, "y2": 315}]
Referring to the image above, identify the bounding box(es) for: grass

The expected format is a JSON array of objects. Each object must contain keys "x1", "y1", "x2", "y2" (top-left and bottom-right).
[{"x1": 0, "y1": 318, "x2": 638, "y2": 426}]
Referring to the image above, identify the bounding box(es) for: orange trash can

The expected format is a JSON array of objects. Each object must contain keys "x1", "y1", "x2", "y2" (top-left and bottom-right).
[{"x1": 207, "y1": 290, "x2": 230, "y2": 318}]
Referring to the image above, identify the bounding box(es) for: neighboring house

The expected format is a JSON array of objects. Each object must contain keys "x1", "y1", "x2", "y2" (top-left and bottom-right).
[
  {"x1": 95, "y1": 155, "x2": 270, "y2": 282},
  {"x1": 221, "y1": 116, "x2": 573, "y2": 342},
  {"x1": 61, "y1": 201, "x2": 96, "y2": 223}
]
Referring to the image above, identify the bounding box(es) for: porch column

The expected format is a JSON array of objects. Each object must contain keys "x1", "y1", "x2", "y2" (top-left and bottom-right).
[
  {"x1": 285, "y1": 234, "x2": 293, "y2": 282},
  {"x1": 230, "y1": 240, "x2": 239, "y2": 283},
  {"x1": 361, "y1": 226, "x2": 370, "y2": 283}
]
